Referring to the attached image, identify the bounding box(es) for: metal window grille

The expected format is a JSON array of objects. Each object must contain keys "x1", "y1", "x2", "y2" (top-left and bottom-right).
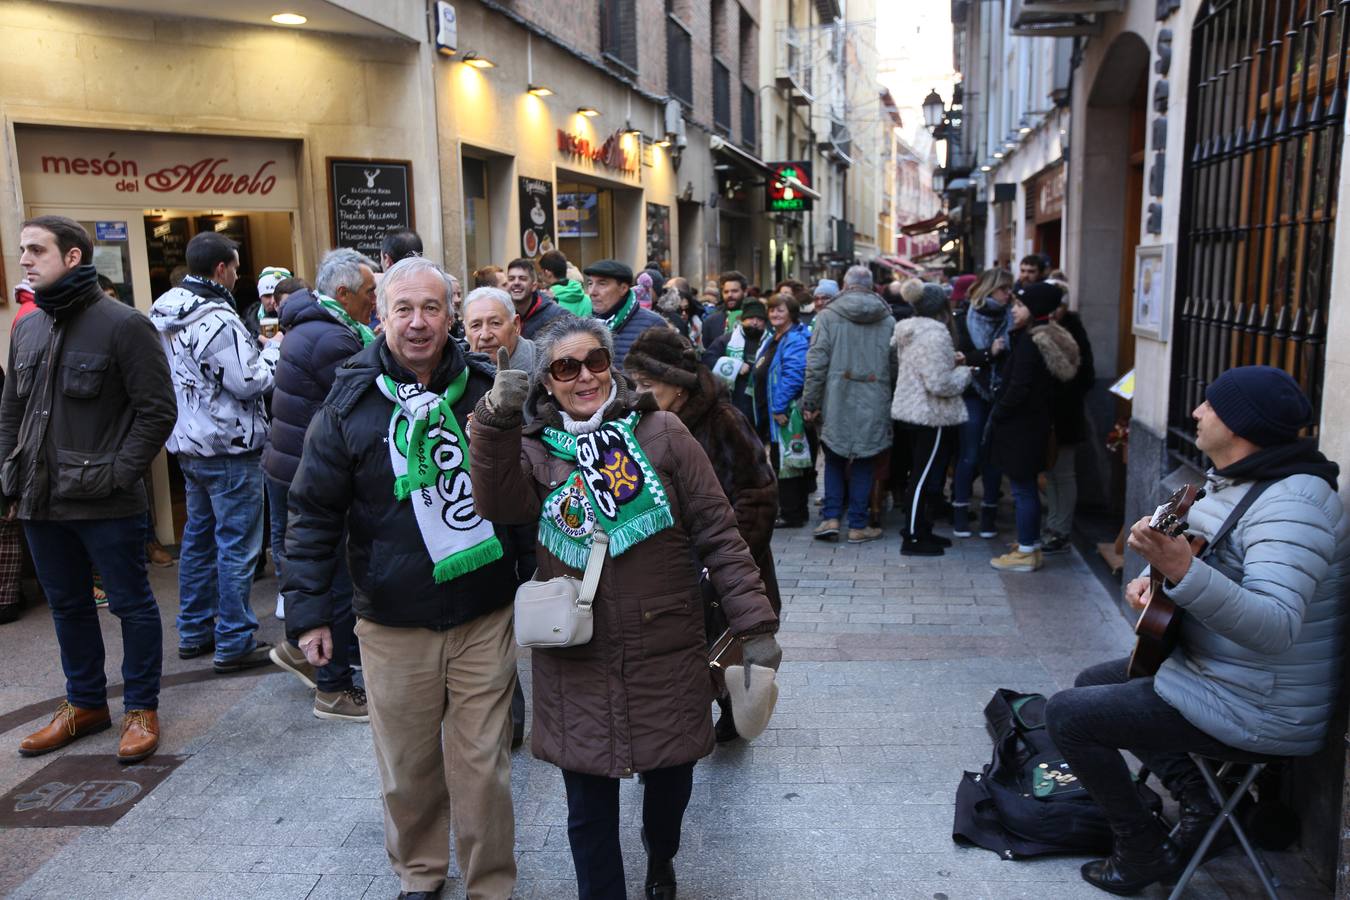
[
  {"x1": 741, "y1": 84, "x2": 757, "y2": 150},
  {"x1": 714, "y1": 61, "x2": 732, "y2": 132},
  {"x1": 601, "y1": 0, "x2": 638, "y2": 74},
  {"x1": 667, "y1": 16, "x2": 693, "y2": 105},
  {"x1": 1169, "y1": 0, "x2": 1348, "y2": 467}
]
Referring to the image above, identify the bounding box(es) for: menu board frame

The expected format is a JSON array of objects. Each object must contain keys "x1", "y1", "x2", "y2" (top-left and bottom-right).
[{"x1": 327, "y1": 157, "x2": 415, "y2": 259}]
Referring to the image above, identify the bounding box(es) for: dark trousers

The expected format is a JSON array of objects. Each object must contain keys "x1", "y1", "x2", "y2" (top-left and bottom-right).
[
  {"x1": 1044, "y1": 659, "x2": 1259, "y2": 834},
  {"x1": 771, "y1": 441, "x2": 810, "y2": 524},
  {"x1": 25, "y1": 516, "x2": 163, "y2": 711},
  {"x1": 561, "y1": 762, "x2": 695, "y2": 899},
  {"x1": 899, "y1": 423, "x2": 956, "y2": 538}
]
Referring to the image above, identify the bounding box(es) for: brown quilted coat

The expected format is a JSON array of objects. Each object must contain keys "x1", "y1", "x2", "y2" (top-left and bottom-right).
[{"x1": 470, "y1": 376, "x2": 778, "y2": 778}]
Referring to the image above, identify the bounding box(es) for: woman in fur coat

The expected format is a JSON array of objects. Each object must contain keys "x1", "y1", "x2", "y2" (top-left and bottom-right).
[
  {"x1": 988, "y1": 281, "x2": 1080, "y2": 573},
  {"x1": 890, "y1": 284, "x2": 973, "y2": 556}
]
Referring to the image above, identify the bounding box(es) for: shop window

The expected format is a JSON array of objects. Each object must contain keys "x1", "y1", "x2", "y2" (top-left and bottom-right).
[
  {"x1": 601, "y1": 0, "x2": 638, "y2": 75},
  {"x1": 714, "y1": 61, "x2": 732, "y2": 133},
  {"x1": 462, "y1": 156, "x2": 491, "y2": 277},
  {"x1": 667, "y1": 15, "x2": 693, "y2": 106},
  {"x1": 557, "y1": 181, "x2": 614, "y2": 266},
  {"x1": 741, "y1": 84, "x2": 757, "y2": 152},
  {"x1": 1168, "y1": 0, "x2": 1348, "y2": 467}
]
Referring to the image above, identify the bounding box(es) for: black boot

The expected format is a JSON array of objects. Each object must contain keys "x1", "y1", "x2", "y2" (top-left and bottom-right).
[
  {"x1": 1174, "y1": 787, "x2": 1236, "y2": 859},
  {"x1": 900, "y1": 532, "x2": 945, "y2": 556},
  {"x1": 642, "y1": 830, "x2": 677, "y2": 899},
  {"x1": 1081, "y1": 824, "x2": 1184, "y2": 896}
]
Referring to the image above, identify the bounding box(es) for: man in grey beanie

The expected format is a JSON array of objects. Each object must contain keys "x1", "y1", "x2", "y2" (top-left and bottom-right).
[{"x1": 1043, "y1": 365, "x2": 1349, "y2": 895}]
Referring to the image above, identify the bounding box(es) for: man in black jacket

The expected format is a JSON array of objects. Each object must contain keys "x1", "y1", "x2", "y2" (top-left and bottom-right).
[
  {"x1": 262, "y1": 248, "x2": 374, "y2": 721},
  {"x1": 283, "y1": 257, "x2": 519, "y2": 898},
  {"x1": 2, "y1": 216, "x2": 176, "y2": 764}
]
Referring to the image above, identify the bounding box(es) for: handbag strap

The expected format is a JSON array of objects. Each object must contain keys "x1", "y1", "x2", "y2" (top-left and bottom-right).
[{"x1": 576, "y1": 529, "x2": 609, "y2": 611}]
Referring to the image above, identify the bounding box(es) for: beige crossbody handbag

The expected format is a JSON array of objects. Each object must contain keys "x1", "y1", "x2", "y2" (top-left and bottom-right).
[{"x1": 513, "y1": 529, "x2": 609, "y2": 648}]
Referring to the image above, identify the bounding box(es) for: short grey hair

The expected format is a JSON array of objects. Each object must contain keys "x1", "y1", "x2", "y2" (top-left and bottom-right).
[
  {"x1": 531, "y1": 315, "x2": 613, "y2": 388},
  {"x1": 315, "y1": 248, "x2": 376, "y2": 298},
  {"x1": 462, "y1": 286, "x2": 516, "y2": 321},
  {"x1": 843, "y1": 265, "x2": 873, "y2": 289},
  {"x1": 376, "y1": 256, "x2": 455, "y2": 319}
]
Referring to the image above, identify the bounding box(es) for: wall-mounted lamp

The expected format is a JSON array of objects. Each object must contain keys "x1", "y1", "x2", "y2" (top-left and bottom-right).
[
  {"x1": 271, "y1": 12, "x2": 307, "y2": 25},
  {"x1": 462, "y1": 53, "x2": 495, "y2": 69},
  {"x1": 577, "y1": 107, "x2": 599, "y2": 117},
  {"x1": 1018, "y1": 117, "x2": 1032, "y2": 135},
  {"x1": 528, "y1": 84, "x2": 553, "y2": 97}
]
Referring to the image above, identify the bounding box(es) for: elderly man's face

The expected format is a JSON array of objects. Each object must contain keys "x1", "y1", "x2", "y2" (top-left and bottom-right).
[
  {"x1": 586, "y1": 275, "x2": 629, "y2": 315},
  {"x1": 464, "y1": 299, "x2": 521, "y2": 356},
  {"x1": 337, "y1": 264, "x2": 377, "y2": 324},
  {"x1": 384, "y1": 270, "x2": 451, "y2": 380}
]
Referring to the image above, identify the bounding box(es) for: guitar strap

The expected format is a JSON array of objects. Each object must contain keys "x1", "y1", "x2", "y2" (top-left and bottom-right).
[{"x1": 1198, "y1": 479, "x2": 1275, "y2": 566}]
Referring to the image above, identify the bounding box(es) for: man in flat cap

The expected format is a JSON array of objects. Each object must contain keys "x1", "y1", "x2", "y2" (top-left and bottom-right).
[{"x1": 582, "y1": 259, "x2": 668, "y2": 369}]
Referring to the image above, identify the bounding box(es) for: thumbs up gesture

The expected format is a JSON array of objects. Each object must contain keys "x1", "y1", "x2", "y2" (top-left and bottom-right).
[{"x1": 487, "y1": 346, "x2": 530, "y2": 417}]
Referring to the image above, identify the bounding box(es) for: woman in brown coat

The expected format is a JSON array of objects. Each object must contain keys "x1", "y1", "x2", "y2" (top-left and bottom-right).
[
  {"x1": 471, "y1": 316, "x2": 781, "y2": 900},
  {"x1": 625, "y1": 326, "x2": 780, "y2": 742}
]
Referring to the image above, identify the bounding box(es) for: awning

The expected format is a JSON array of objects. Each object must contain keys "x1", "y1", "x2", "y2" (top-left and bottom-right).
[
  {"x1": 879, "y1": 255, "x2": 924, "y2": 275},
  {"x1": 911, "y1": 250, "x2": 953, "y2": 268},
  {"x1": 710, "y1": 136, "x2": 823, "y2": 201},
  {"x1": 901, "y1": 213, "x2": 948, "y2": 236}
]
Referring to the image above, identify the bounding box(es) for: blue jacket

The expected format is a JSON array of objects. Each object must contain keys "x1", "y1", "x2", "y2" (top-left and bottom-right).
[
  {"x1": 261, "y1": 290, "x2": 363, "y2": 485},
  {"x1": 604, "y1": 296, "x2": 669, "y2": 370},
  {"x1": 757, "y1": 324, "x2": 810, "y2": 436}
]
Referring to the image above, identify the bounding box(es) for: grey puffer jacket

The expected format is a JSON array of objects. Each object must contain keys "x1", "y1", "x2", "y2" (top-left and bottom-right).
[
  {"x1": 801, "y1": 288, "x2": 895, "y2": 458},
  {"x1": 890, "y1": 316, "x2": 971, "y2": 427},
  {"x1": 1154, "y1": 471, "x2": 1349, "y2": 756}
]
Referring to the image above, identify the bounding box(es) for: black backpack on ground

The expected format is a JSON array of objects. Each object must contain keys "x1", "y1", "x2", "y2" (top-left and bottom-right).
[{"x1": 952, "y1": 689, "x2": 1163, "y2": 859}]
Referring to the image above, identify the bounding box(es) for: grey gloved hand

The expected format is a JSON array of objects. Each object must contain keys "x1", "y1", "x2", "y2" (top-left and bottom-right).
[
  {"x1": 487, "y1": 346, "x2": 530, "y2": 417},
  {"x1": 740, "y1": 633, "x2": 783, "y2": 688}
]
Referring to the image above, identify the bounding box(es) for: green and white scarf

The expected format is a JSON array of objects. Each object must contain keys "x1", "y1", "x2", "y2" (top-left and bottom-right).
[
  {"x1": 319, "y1": 293, "x2": 376, "y2": 346},
  {"x1": 376, "y1": 369, "x2": 503, "y2": 582},
  {"x1": 539, "y1": 412, "x2": 674, "y2": 569},
  {"x1": 775, "y1": 401, "x2": 813, "y2": 479},
  {"x1": 599, "y1": 290, "x2": 638, "y2": 333},
  {"x1": 710, "y1": 323, "x2": 747, "y2": 388}
]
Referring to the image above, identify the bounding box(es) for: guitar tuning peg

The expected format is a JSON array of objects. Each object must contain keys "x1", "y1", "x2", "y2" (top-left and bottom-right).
[{"x1": 1195, "y1": 489, "x2": 1206, "y2": 500}]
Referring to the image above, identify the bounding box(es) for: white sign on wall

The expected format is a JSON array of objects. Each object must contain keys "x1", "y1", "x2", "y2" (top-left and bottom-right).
[{"x1": 16, "y1": 126, "x2": 299, "y2": 210}]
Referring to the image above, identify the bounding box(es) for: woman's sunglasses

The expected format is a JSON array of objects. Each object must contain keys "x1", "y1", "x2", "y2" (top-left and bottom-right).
[{"x1": 548, "y1": 347, "x2": 612, "y2": 382}]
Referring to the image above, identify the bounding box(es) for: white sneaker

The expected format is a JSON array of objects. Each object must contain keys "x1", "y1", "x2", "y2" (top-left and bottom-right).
[{"x1": 274, "y1": 594, "x2": 285, "y2": 620}]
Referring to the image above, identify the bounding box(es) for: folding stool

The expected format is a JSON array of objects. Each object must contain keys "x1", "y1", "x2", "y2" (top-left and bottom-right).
[{"x1": 1166, "y1": 754, "x2": 1281, "y2": 900}]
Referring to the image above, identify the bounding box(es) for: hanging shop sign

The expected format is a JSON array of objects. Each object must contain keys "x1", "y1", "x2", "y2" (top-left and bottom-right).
[
  {"x1": 518, "y1": 177, "x2": 556, "y2": 259},
  {"x1": 1033, "y1": 163, "x2": 1065, "y2": 224},
  {"x1": 328, "y1": 158, "x2": 414, "y2": 260},
  {"x1": 766, "y1": 161, "x2": 814, "y2": 212},
  {"x1": 557, "y1": 129, "x2": 639, "y2": 174},
  {"x1": 16, "y1": 126, "x2": 298, "y2": 209}
]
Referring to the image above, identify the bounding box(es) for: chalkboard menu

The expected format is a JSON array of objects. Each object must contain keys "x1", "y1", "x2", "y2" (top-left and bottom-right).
[
  {"x1": 144, "y1": 216, "x2": 190, "y2": 299},
  {"x1": 328, "y1": 158, "x2": 414, "y2": 260}
]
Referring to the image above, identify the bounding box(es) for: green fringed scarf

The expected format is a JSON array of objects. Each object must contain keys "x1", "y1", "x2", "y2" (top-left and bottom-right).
[
  {"x1": 539, "y1": 412, "x2": 673, "y2": 569},
  {"x1": 599, "y1": 290, "x2": 638, "y2": 333},
  {"x1": 319, "y1": 294, "x2": 377, "y2": 346},
  {"x1": 376, "y1": 369, "x2": 503, "y2": 582}
]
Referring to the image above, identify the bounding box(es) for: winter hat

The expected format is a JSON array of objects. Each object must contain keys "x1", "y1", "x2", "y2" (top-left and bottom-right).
[
  {"x1": 900, "y1": 277, "x2": 925, "y2": 305},
  {"x1": 914, "y1": 283, "x2": 948, "y2": 319},
  {"x1": 950, "y1": 274, "x2": 977, "y2": 303},
  {"x1": 623, "y1": 326, "x2": 700, "y2": 388},
  {"x1": 257, "y1": 266, "x2": 292, "y2": 297},
  {"x1": 1015, "y1": 281, "x2": 1063, "y2": 320},
  {"x1": 726, "y1": 664, "x2": 779, "y2": 739},
  {"x1": 740, "y1": 299, "x2": 769, "y2": 322},
  {"x1": 813, "y1": 279, "x2": 839, "y2": 299},
  {"x1": 1204, "y1": 365, "x2": 1312, "y2": 447},
  {"x1": 583, "y1": 259, "x2": 634, "y2": 285}
]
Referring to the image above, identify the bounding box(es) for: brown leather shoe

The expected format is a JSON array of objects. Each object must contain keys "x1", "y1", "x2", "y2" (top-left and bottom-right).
[
  {"x1": 146, "y1": 541, "x2": 175, "y2": 568},
  {"x1": 117, "y1": 709, "x2": 159, "y2": 764},
  {"x1": 19, "y1": 701, "x2": 111, "y2": 757}
]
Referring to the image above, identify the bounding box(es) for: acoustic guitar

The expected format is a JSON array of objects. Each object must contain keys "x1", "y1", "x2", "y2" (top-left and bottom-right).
[{"x1": 1127, "y1": 484, "x2": 1206, "y2": 678}]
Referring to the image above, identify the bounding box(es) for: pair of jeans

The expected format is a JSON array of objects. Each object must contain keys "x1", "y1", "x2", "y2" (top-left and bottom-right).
[
  {"x1": 821, "y1": 445, "x2": 876, "y2": 529},
  {"x1": 1045, "y1": 659, "x2": 1263, "y2": 833},
  {"x1": 561, "y1": 762, "x2": 695, "y2": 899},
  {"x1": 899, "y1": 423, "x2": 956, "y2": 538},
  {"x1": 1007, "y1": 476, "x2": 1041, "y2": 549},
  {"x1": 25, "y1": 516, "x2": 163, "y2": 710},
  {"x1": 177, "y1": 452, "x2": 264, "y2": 662},
  {"x1": 952, "y1": 392, "x2": 1002, "y2": 508},
  {"x1": 265, "y1": 475, "x2": 358, "y2": 692}
]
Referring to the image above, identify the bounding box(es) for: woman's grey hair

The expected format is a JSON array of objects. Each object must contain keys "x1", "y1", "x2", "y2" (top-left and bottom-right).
[
  {"x1": 843, "y1": 265, "x2": 873, "y2": 288},
  {"x1": 376, "y1": 256, "x2": 456, "y2": 319},
  {"x1": 315, "y1": 248, "x2": 376, "y2": 298},
  {"x1": 462, "y1": 286, "x2": 516, "y2": 321},
  {"x1": 531, "y1": 316, "x2": 614, "y2": 387}
]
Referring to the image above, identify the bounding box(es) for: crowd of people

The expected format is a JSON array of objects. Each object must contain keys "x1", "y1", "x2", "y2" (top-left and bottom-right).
[{"x1": 7, "y1": 214, "x2": 1344, "y2": 900}]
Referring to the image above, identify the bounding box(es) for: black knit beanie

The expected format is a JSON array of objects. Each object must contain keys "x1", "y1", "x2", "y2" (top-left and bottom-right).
[
  {"x1": 1205, "y1": 366, "x2": 1311, "y2": 447},
  {"x1": 1015, "y1": 281, "x2": 1063, "y2": 321}
]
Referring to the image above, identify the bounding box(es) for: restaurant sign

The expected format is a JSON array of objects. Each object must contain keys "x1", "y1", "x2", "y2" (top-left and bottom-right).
[
  {"x1": 557, "y1": 129, "x2": 638, "y2": 175},
  {"x1": 16, "y1": 126, "x2": 299, "y2": 210}
]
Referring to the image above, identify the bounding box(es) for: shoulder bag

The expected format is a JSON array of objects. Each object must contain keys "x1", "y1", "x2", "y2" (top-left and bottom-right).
[{"x1": 514, "y1": 529, "x2": 608, "y2": 648}]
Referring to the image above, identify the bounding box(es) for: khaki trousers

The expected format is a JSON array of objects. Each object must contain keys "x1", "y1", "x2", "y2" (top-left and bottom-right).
[{"x1": 356, "y1": 603, "x2": 518, "y2": 898}]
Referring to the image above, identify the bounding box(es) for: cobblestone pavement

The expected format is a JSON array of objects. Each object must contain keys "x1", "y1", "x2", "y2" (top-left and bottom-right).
[{"x1": 0, "y1": 504, "x2": 1332, "y2": 899}]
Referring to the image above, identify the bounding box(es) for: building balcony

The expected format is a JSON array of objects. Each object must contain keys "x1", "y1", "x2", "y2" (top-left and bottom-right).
[
  {"x1": 1010, "y1": 0, "x2": 1122, "y2": 36},
  {"x1": 775, "y1": 26, "x2": 814, "y2": 105}
]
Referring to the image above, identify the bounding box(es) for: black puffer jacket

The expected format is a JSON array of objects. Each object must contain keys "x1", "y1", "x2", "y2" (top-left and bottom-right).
[
  {"x1": 261, "y1": 290, "x2": 363, "y2": 485},
  {"x1": 519, "y1": 291, "x2": 572, "y2": 341},
  {"x1": 1049, "y1": 311, "x2": 1095, "y2": 445},
  {"x1": 989, "y1": 322, "x2": 1080, "y2": 480},
  {"x1": 282, "y1": 338, "x2": 519, "y2": 637}
]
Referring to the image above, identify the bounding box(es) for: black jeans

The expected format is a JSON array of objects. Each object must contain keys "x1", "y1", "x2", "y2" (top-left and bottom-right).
[
  {"x1": 1045, "y1": 659, "x2": 1259, "y2": 834},
  {"x1": 771, "y1": 441, "x2": 810, "y2": 524},
  {"x1": 899, "y1": 423, "x2": 956, "y2": 538},
  {"x1": 561, "y1": 762, "x2": 695, "y2": 899}
]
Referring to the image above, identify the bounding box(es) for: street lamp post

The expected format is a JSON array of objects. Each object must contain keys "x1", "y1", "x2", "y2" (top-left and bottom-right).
[{"x1": 922, "y1": 89, "x2": 945, "y2": 133}]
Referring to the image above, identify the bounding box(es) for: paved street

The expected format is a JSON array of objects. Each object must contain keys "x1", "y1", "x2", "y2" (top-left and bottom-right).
[{"x1": 0, "y1": 504, "x2": 1331, "y2": 899}]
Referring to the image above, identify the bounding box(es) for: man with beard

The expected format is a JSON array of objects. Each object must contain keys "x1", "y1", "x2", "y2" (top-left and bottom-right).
[
  {"x1": 702, "y1": 298, "x2": 768, "y2": 425},
  {"x1": 505, "y1": 257, "x2": 570, "y2": 340},
  {"x1": 701, "y1": 271, "x2": 748, "y2": 348}
]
